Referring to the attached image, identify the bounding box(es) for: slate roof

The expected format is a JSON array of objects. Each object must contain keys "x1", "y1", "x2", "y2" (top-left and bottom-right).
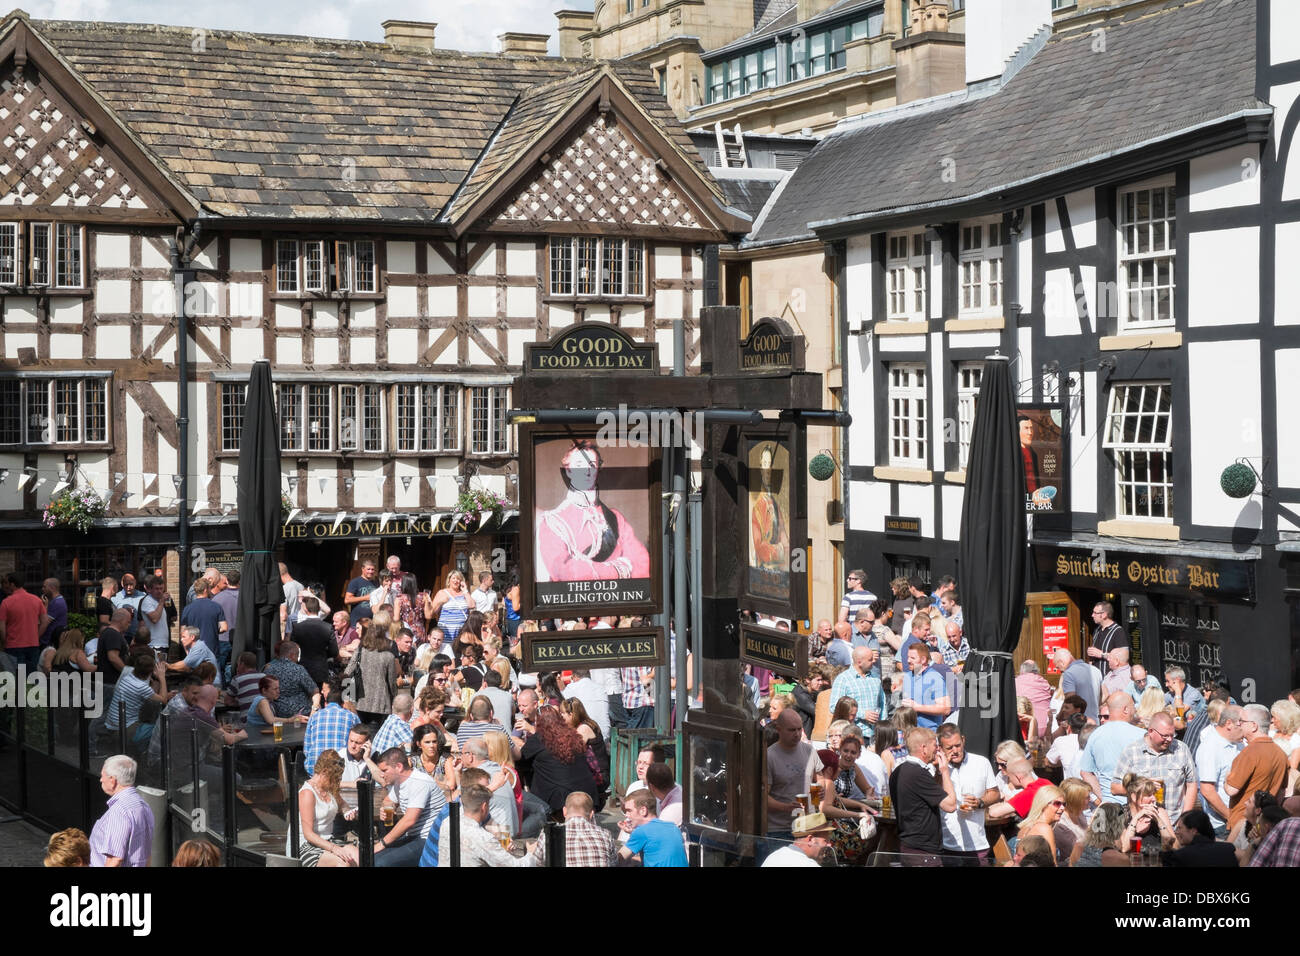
[
  {"x1": 14, "y1": 15, "x2": 720, "y2": 225},
  {"x1": 710, "y1": 170, "x2": 787, "y2": 221},
  {"x1": 751, "y1": 0, "x2": 1267, "y2": 245}
]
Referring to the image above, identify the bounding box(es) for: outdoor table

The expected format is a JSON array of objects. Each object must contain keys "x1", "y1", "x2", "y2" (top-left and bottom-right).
[{"x1": 233, "y1": 723, "x2": 306, "y2": 753}]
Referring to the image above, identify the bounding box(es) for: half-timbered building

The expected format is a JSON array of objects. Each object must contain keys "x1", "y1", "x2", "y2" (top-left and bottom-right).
[
  {"x1": 0, "y1": 13, "x2": 747, "y2": 608},
  {"x1": 749, "y1": 0, "x2": 1300, "y2": 699}
]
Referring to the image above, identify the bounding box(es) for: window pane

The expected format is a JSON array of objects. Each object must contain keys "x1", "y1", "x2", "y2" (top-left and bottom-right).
[
  {"x1": 29, "y1": 223, "x2": 49, "y2": 286},
  {"x1": 340, "y1": 386, "x2": 359, "y2": 451},
  {"x1": 576, "y1": 238, "x2": 598, "y2": 295},
  {"x1": 279, "y1": 384, "x2": 301, "y2": 450},
  {"x1": 0, "y1": 223, "x2": 17, "y2": 284},
  {"x1": 276, "y1": 240, "x2": 299, "y2": 293},
  {"x1": 396, "y1": 385, "x2": 416, "y2": 451},
  {"x1": 602, "y1": 239, "x2": 624, "y2": 296},
  {"x1": 441, "y1": 387, "x2": 460, "y2": 451},
  {"x1": 221, "y1": 384, "x2": 245, "y2": 452},
  {"x1": 55, "y1": 380, "x2": 79, "y2": 443},
  {"x1": 0, "y1": 380, "x2": 20, "y2": 443},
  {"x1": 420, "y1": 385, "x2": 439, "y2": 452},
  {"x1": 550, "y1": 238, "x2": 573, "y2": 295},
  {"x1": 493, "y1": 388, "x2": 509, "y2": 453},
  {"x1": 362, "y1": 385, "x2": 384, "y2": 452},
  {"x1": 55, "y1": 224, "x2": 81, "y2": 288},
  {"x1": 627, "y1": 239, "x2": 644, "y2": 295},
  {"x1": 354, "y1": 240, "x2": 377, "y2": 294},
  {"x1": 84, "y1": 379, "x2": 107, "y2": 442},
  {"x1": 471, "y1": 387, "x2": 489, "y2": 453},
  {"x1": 306, "y1": 385, "x2": 331, "y2": 451},
  {"x1": 304, "y1": 242, "x2": 324, "y2": 292}
]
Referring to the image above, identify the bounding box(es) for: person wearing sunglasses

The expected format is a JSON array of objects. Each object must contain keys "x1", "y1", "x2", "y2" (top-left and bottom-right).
[
  {"x1": 1223, "y1": 703, "x2": 1289, "y2": 832},
  {"x1": 1016, "y1": 784, "x2": 1067, "y2": 864}
]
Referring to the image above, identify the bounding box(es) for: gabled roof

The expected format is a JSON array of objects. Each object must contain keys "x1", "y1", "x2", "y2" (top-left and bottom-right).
[
  {"x1": 751, "y1": 0, "x2": 1268, "y2": 245},
  {"x1": 4, "y1": 12, "x2": 740, "y2": 234}
]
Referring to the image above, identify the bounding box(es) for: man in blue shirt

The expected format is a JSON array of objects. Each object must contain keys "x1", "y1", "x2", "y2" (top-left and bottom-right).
[
  {"x1": 901, "y1": 643, "x2": 950, "y2": 730},
  {"x1": 1078, "y1": 692, "x2": 1145, "y2": 805},
  {"x1": 618, "y1": 790, "x2": 687, "y2": 867},
  {"x1": 344, "y1": 560, "x2": 378, "y2": 626},
  {"x1": 304, "y1": 683, "x2": 359, "y2": 773},
  {"x1": 167, "y1": 625, "x2": 220, "y2": 686},
  {"x1": 830, "y1": 646, "x2": 886, "y2": 742},
  {"x1": 179, "y1": 577, "x2": 226, "y2": 655}
]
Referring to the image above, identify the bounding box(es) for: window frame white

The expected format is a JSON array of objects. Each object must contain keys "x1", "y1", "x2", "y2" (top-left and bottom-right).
[
  {"x1": 1117, "y1": 176, "x2": 1177, "y2": 333},
  {"x1": 958, "y1": 219, "x2": 1003, "y2": 316},
  {"x1": 1102, "y1": 380, "x2": 1174, "y2": 522},
  {"x1": 0, "y1": 375, "x2": 110, "y2": 447},
  {"x1": 394, "y1": 383, "x2": 460, "y2": 454},
  {"x1": 887, "y1": 363, "x2": 928, "y2": 468},
  {"x1": 276, "y1": 240, "x2": 300, "y2": 293},
  {"x1": 0, "y1": 222, "x2": 19, "y2": 285},
  {"x1": 339, "y1": 384, "x2": 385, "y2": 453},
  {"x1": 353, "y1": 240, "x2": 377, "y2": 294},
  {"x1": 885, "y1": 231, "x2": 926, "y2": 322},
  {"x1": 956, "y1": 361, "x2": 984, "y2": 470},
  {"x1": 303, "y1": 240, "x2": 326, "y2": 294},
  {"x1": 549, "y1": 236, "x2": 647, "y2": 299},
  {"x1": 220, "y1": 383, "x2": 246, "y2": 453},
  {"x1": 469, "y1": 385, "x2": 512, "y2": 456}
]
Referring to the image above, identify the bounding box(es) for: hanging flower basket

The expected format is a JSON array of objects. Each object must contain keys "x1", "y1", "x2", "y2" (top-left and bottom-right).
[
  {"x1": 454, "y1": 487, "x2": 507, "y2": 531},
  {"x1": 281, "y1": 492, "x2": 294, "y2": 520},
  {"x1": 43, "y1": 487, "x2": 107, "y2": 533}
]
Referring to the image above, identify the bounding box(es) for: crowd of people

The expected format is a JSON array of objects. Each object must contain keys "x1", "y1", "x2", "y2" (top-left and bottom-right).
[
  {"x1": 13, "y1": 554, "x2": 686, "y2": 868},
  {"x1": 759, "y1": 572, "x2": 1300, "y2": 867}
]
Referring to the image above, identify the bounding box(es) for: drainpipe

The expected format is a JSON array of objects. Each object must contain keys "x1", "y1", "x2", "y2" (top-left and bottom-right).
[{"x1": 171, "y1": 222, "x2": 200, "y2": 609}]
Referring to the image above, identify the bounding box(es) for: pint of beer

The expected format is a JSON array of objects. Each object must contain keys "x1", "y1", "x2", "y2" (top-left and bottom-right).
[
  {"x1": 273, "y1": 722, "x2": 283, "y2": 742},
  {"x1": 810, "y1": 782, "x2": 823, "y2": 806},
  {"x1": 381, "y1": 805, "x2": 395, "y2": 826}
]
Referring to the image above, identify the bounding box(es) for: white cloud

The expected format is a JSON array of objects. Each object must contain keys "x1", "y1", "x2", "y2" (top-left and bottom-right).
[{"x1": 23, "y1": 0, "x2": 593, "y2": 54}]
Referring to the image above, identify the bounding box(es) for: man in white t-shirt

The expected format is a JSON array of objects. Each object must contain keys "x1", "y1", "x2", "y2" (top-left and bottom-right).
[
  {"x1": 374, "y1": 747, "x2": 445, "y2": 868},
  {"x1": 139, "y1": 575, "x2": 171, "y2": 650},
  {"x1": 761, "y1": 813, "x2": 833, "y2": 867},
  {"x1": 937, "y1": 724, "x2": 1001, "y2": 863},
  {"x1": 470, "y1": 571, "x2": 497, "y2": 615},
  {"x1": 766, "y1": 709, "x2": 822, "y2": 837},
  {"x1": 1046, "y1": 713, "x2": 1088, "y2": 779}
]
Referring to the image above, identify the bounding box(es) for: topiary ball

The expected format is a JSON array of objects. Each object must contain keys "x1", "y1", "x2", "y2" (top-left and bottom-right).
[
  {"x1": 1220, "y1": 463, "x2": 1256, "y2": 499},
  {"x1": 808, "y1": 453, "x2": 836, "y2": 482}
]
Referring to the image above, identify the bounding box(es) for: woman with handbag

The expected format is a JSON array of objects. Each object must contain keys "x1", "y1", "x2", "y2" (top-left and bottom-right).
[
  {"x1": 816, "y1": 733, "x2": 878, "y2": 865},
  {"x1": 342, "y1": 620, "x2": 398, "y2": 724}
]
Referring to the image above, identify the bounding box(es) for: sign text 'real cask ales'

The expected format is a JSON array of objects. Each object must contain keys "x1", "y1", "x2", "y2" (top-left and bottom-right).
[
  {"x1": 524, "y1": 324, "x2": 658, "y2": 374},
  {"x1": 738, "y1": 623, "x2": 809, "y2": 678},
  {"x1": 520, "y1": 628, "x2": 667, "y2": 670}
]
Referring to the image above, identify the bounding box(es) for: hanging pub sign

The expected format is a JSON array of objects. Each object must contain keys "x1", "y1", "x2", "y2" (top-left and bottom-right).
[
  {"x1": 1018, "y1": 405, "x2": 1068, "y2": 514},
  {"x1": 524, "y1": 324, "x2": 658, "y2": 374},
  {"x1": 520, "y1": 626, "x2": 666, "y2": 670},
  {"x1": 518, "y1": 424, "x2": 664, "y2": 618},
  {"x1": 739, "y1": 317, "x2": 804, "y2": 372},
  {"x1": 739, "y1": 422, "x2": 808, "y2": 620},
  {"x1": 739, "y1": 622, "x2": 809, "y2": 678},
  {"x1": 1035, "y1": 545, "x2": 1256, "y2": 602}
]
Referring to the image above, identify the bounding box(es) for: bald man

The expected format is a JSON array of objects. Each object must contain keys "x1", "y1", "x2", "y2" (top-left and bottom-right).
[
  {"x1": 1101, "y1": 647, "x2": 1133, "y2": 697},
  {"x1": 766, "y1": 708, "x2": 822, "y2": 838},
  {"x1": 825, "y1": 621, "x2": 854, "y2": 668},
  {"x1": 1111, "y1": 711, "x2": 1198, "y2": 821},
  {"x1": 1078, "y1": 692, "x2": 1145, "y2": 804},
  {"x1": 829, "y1": 645, "x2": 886, "y2": 741}
]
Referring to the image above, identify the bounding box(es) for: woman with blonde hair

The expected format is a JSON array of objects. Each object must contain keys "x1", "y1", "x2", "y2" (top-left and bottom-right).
[
  {"x1": 1136, "y1": 687, "x2": 1170, "y2": 728},
  {"x1": 43, "y1": 828, "x2": 89, "y2": 867},
  {"x1": 430, "y1": 569, "x2": 471, "y2": 647},
  {"x1": 1269, "y1": 698, "x2": 1300, "y2": 761},
  {"x1": 1016, "y1": 695, "x2": 1038, "y2": 745},
  {"x1": 483, "y1": 729, "x2": 524, "y2": 821},
  {"x1": 1017, "y1": 784, "x2": 1066, "y2": 862},
  {"x1": 994, "y1": 740, "x2": 1028, "y2": 796},
  {"x1": 768, "y1": 692, "x2": 798, "y2": 727},
  {"x1": 1120, "y1": 774, "x2": 1174, "y2": 853},
  {"x1": 298, "y1": 749, "x2": 358, "y2": 867},
  {"x1": 1053, "y1": 777, "x2": 1091, "y2": 861},
  {"x1": 42, "y1": 628, "x2": 94, "y2": 675},
  {"x1": 1071, "y1": 803, "x2": 1129, "y2": 867},
  {"x1": 827, "y1": 718, "x2": 851, "y2": 755}
]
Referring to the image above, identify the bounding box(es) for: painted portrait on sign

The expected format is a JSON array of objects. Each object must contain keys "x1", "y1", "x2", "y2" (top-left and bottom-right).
[
  {"x1": 747, "y1": 440, "x2": 790, "y2": 601},
  {"x1": 522, "y1": 430, "x2": 661, "y2": 618},
  {"x1": 1018, "y1": 406, "x2": 1066, "y2": 513}
]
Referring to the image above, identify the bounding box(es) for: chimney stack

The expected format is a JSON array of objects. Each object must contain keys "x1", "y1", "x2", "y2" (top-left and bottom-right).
[
  {"x1": 892, "y1": 1, "x2": 965, "y2": 105},
  {"x1": 383, "y1": 20, "x2": 436, "y2": 53},
  {"x1": 555, "y1": 9, "x2": 595, "y2": 59},
  {"x1": 499, "y1": 32, "x2": 550, "y2": 56}
]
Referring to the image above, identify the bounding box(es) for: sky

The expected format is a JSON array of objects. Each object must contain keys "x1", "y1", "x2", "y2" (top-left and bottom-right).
[{"x1": 21, "y1": 0, "x2": 595, "y2": 54}]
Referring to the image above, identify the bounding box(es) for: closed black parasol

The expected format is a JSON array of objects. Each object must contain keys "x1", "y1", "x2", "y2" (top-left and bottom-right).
[
  {"x1": 956, "y1": 355, "x2": 1026, "y2": 758},
  {"x1": 235, "y1": 359, "x2": 284, "y2": 664}
]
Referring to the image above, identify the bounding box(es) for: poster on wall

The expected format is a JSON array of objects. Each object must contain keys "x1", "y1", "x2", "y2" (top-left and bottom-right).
[
  {"x1": 1018, "y1": 405, "x2": 1067, "y2": 514},
  {"x1": 740, "y1": 423, "x2": 807, "y2": 620},
  {"x1": 519, "y1": 425, "x2": 663, "y2": 619},
  {"x1": 1042, "y1": 603, "x2": 1070, "y2": 674}
]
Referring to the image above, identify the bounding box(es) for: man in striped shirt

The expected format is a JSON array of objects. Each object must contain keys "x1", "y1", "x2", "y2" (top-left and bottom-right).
[
  {"x1": 838, "y1": 570, "x2": 877, "y2": 625},
  {"x1": 90, "y1": 755, "x2": 154, "y2": 867},
  {"x1": 620, "y1": 666, "x2": 655, "y2": 729}
]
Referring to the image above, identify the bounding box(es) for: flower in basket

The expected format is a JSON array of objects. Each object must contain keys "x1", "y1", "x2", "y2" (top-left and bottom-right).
[
  {"x1": 281, "y1": 492, "x2": 294, "y2": 520},
  {"x1": 454, "y1": 487, "x2": 507, "y2": 530},
  {"x1": 43, "y1": 487, "x2": 107, "y2": 533}
]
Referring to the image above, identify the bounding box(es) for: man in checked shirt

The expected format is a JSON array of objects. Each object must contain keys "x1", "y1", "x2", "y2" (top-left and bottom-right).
[{"x1": 533, "y1": 791, "x2": 617, "y2": 867}]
